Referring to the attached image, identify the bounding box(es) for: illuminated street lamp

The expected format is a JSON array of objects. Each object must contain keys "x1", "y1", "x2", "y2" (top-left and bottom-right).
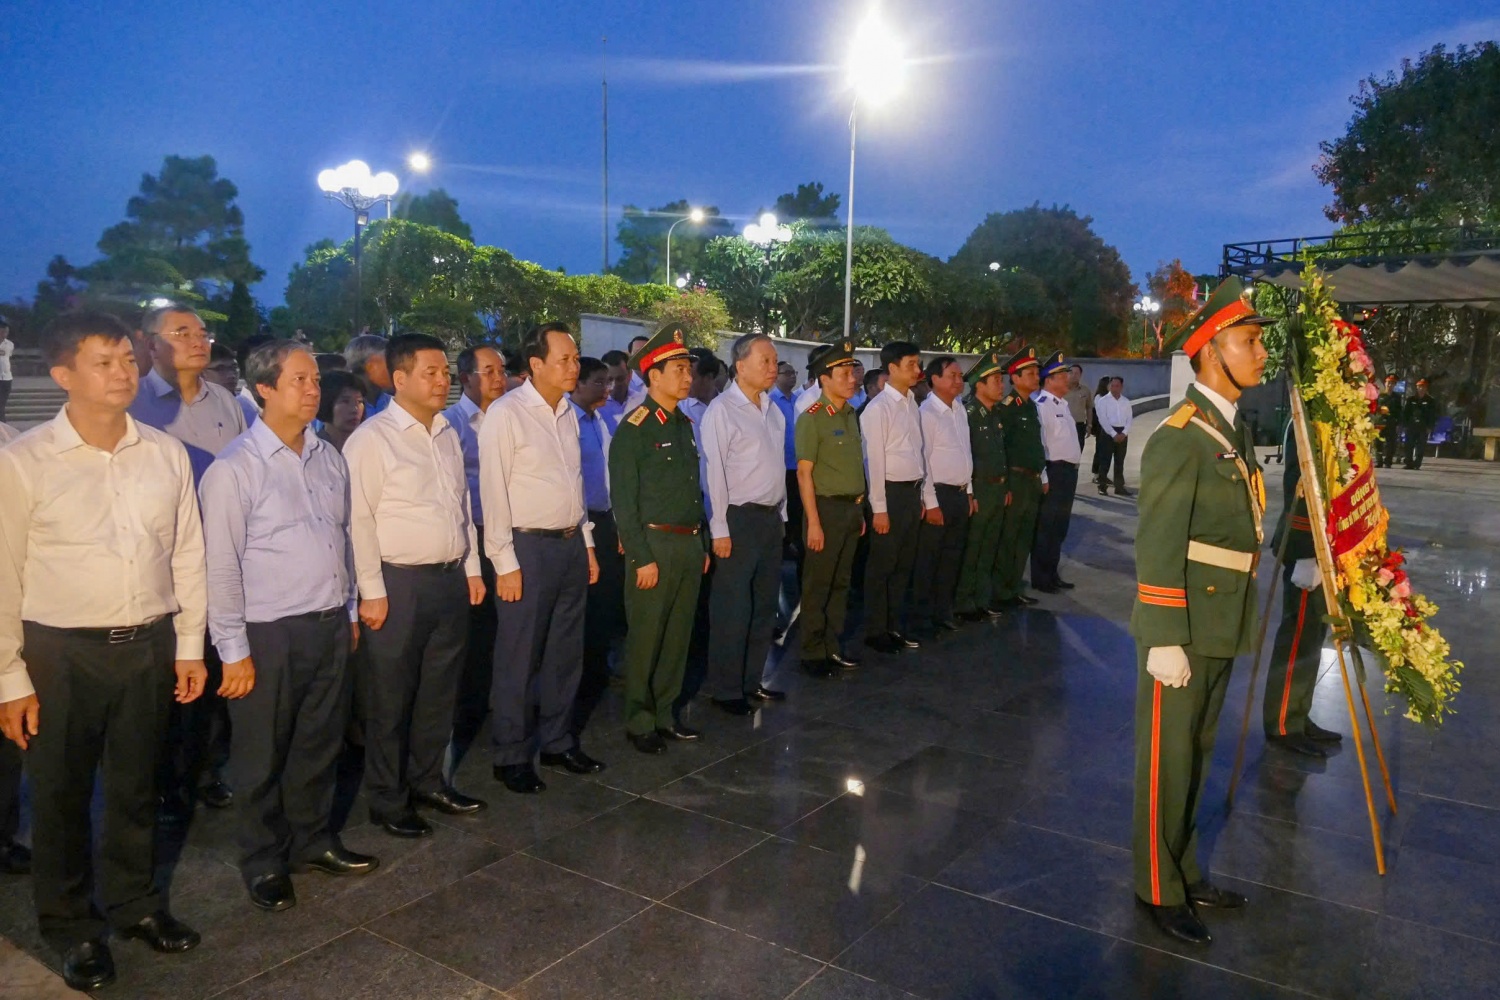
[
  {"x1": 744, "y1": 213, "x2": 793, "y2": 335},
  {"x1": 665, "y1": 207, "x2": 706, "y2": 288},
  {"x1": 842, "y1": 9, "x2": 906, "y2": 343},
  {"x1": 318, "y1": 160, "x2": 400, "y2": 334},
  {"x1": 1134, "y1": 294, "x2": 1161, "y2": 355},
  {"x1": 989, "y1": 261, "x2": 1001, "y2": 272},
  {"x1": 407, "y1": 151, "x2": 432, "y2": 173}
]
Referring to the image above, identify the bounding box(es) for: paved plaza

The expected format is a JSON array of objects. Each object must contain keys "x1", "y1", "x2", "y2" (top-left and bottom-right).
[{"x1": 0, "y1": 444, "x2": 1496, "y2": 998}]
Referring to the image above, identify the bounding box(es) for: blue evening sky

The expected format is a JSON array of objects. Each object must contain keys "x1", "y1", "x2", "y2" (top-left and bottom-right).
[{"x1": 2, "y1": 1, "x2": 1496, "y2": 304}]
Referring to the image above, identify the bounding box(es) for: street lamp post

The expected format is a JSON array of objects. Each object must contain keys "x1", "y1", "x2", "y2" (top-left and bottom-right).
[
  {"x1": 842, "y1": 10, "x2": 905, "y2": 343},
  {"x1": 318, "y1": 160, "x2": 400, "y2": 335},
  {"x1": 1134, "y1": 294, "x2": 1161, "y2": 356},
  {"x1": 665, "y1": 207, "x2": 706, "y2": 286}
]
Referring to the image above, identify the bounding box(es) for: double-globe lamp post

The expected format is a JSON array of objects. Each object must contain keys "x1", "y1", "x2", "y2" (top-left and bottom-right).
[
  {"x1": 318, "y1": 160, "x2": 400, "y2": 335},
  {"x1": 665, "y1": 207, "x2": 706, "y2": 287},
  {"x1": 1134, "y1": 294, "x2": 1161, "y2": 355},
  {"x1": 842, "y1": 10, "x2": 906, "y2": 342}
]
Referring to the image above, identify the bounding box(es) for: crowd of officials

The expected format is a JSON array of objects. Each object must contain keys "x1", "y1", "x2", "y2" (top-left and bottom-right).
[{"x1": 0, "y1": 303, "x2": 1132, "y2": 991}]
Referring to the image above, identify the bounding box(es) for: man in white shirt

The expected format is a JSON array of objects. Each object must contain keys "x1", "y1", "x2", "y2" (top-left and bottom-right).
[
  {"x1": 0, "y1": 313, "x2": 207, "y2": 990},
  {"x1": 701, "y1": 334, "x2": 787, "y2": 713},
  {"x1": 598, "y1": 349, "x2": 631, "y2": 432},
  {"x1": 1029, "y1": 352, "x2": 1084, "y2": 593},
  {"x1": 441, "y1": 344, "x2": 506, "y2": 746},
  {"x1": 1094, "y1": 376, "x2": 1134, "y2": 496},
  {"x1": 793, "y1": 345, "x2": 834, "y2": 415},
  {"x1": 0, "y1": 319, "x2": 13, "y2": 422},
  {"x1": 860, "y1": 341, "x2": 927, "y2": 654},
  {"x1": 481, "y1": 323, "x2": 603, "y2": 793},
  {"x1": 911, "y1": 356, "x2": 974, "y2": 636},
  {"x1": 345, "y1": 334, "x2": 487, "y2": 838},
  {"x1": 621, "y1": 334, "x2": 650, "y2": 412}
]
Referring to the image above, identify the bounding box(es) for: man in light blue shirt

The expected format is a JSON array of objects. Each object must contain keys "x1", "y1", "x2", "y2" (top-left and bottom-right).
[
  {"x1": 199, "y1": 341, "x2": 376, "y2": 914},
  {"x1": 569, "y1": 357, "x2": 621, "y2": 749}
]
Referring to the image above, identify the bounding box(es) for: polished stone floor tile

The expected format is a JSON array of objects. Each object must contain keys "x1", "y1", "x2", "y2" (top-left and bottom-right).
[
  {"x1": 1208, "y1": 810, "x2": 1387, "y2": 911},
  {"x1": 1352, "y1": 915, "x2": 1500, "y2": 999},
  {"x1": 1382, "y1": 843, "x2": 1500, "y2": 944},
  {"x1": 0, "y1": 935, "x2": 74, "y2": 999},
  {"x1": 667, "y1": 837, "x2": 924, "y2": 961},
  {"x1": 869, "y1": 745, "x2": 1041, "y2": 818},
  {"x1": 434, "y1": 759, "x2": 638, "y2": 851},
  {"x1": 787, "y1": 966, "x2": 921, "y2": 999},
  {"x1": 1077, "y1": 939, "x2": 1309, "y2": 1000},
  {"x1": 508, "y1": 904, "x2": 822, "y2": 1000},
  {"x1": 215, "y1": 928, "x2": 499, "y2": 999},
  {"x1": 742, "y1": 719, "x2": 932, "y2": 781},
  {"x1": 1009, "y1": 764, "x2": 1136, "y2": 849},
  {"x1": 369, "y1": 854, "x2": 647, "y2": 991},
  {"x1": 646, "y1": 749, "x2": 848, "y2": 833},
  {"x1": 779, "y1": 787, "x2": 995, "y2": 879},
  {"x1": 575, "y1": 735, "x2": 741, "y2": 796},
  {"x1": 524, "y1": 797, "x2": 768, "y2": 898},
  {"x1": 1398, "y1": 794, "x2": 1500, "y2": 866}
]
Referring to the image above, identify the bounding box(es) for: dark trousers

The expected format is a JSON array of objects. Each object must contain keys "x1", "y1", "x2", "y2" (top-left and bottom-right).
[
  {"x1": 24, "y1": 618, "x2": 175, "y2": 951},
  {"x1": 623, "y1": 532, "x2": 704, "y2": 735},
  {"x1": 229, "y1": 611, "x2": 351, "y2": 880},
  {"x1": 863, "y1": 481, "x2": 922, "y2": 637},
  {"x1": 0, "y1": 736, "x2": 19, "y2": 847},
  {"x1": 1096, "y1": 431, "x2": 1129, "y2": 488},
  {"x1": 1263, "y1": 565, "x2": 1329, "y2": 738},
  {"x1": 1075, "y1": 421, "x2": 1087, "y2": 450},
  {"x1": 708, "y1": 505, "x2": 783, "y2": 701},
  {"x1": 455, "y1": 527, "x2": 498, "y2": 744},
  {"x1": 361, "y1": 562, "x2": 468, "y2": 821},
  {"x1": 801, "y1": 497, "x2": 863, "y2": 661},
  {"x1": 1403, "y1": 426, "x2": 1429, "y2": 468},
  {"x1": 1377, "y1": 427, "x2": 1401, "y2": 468},
  {"x1": 784, "y1": 470, "x2": 804, "y2": 559},
  {"x1": 912, "y1": 483, "x2": 971, "y2": 629},
  {"x1": 0, "y1": 379, "x2": 11, "y2": 422},
  {"x1": 1030, "y1": 461, "x2": 1079, "y2": 589},
  {"x1": 575, "y1": 510, "x2": 623, "y2": 745},
  {"x1": 491, "y1": 533, "x2": 588, "y2": 766},
  {"x1": 159, "y1": 637, "x2": 228, "y2": 807}
]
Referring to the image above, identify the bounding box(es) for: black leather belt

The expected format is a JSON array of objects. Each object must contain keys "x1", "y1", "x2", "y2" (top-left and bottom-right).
[
  {"x1": 291, "y1": 606, "x2": 345, "y2": 623},
  {"x1": 648, "y1": 523, "x2": 701, "y2": 535},
  {"x1": 934, "y1": 483, "x2": 966, "y2": 494},
  {"x1": 31, "y1": 616, "x2": 169, "y2": 645},
  {"x1": 388, "y1": 559, "x2": 463, "y2": 572},
  {"x1": 516, "y1": 526, "x2": 579, "y2": 539},
  {"x1": 886, "y1": 479, "x2": 923, "y2": 488},
  {"x1": 732, "y1": 502, "x2": 780, "y2": 514}
]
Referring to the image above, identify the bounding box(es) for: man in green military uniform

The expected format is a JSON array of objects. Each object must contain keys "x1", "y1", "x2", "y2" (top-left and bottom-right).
[
  {"x1": 1131, "y1": 276, "x2": 1269, "y2": 946},
  {"x1": 1401, "y1": 378, "x2": 1437, "y2": 470},
  {"x1": 1262, "y1": 430, "x2": 1341, "y2": 758},
  {"x1": 954, "y1": 350, "x2": 1010, "y2": 622},
  {"x1": 794, "y1": 341, "x2": 866, "y2": 678},
  {"x1": 608, "y1": 324, "x2": 711, "y2": 754},
  {"x1": 1374, "y1": 374, "x2": 1402, "y2": 469},
  {"x1": 992, "y1": 347, "x2": 1045, "y2": 607}
]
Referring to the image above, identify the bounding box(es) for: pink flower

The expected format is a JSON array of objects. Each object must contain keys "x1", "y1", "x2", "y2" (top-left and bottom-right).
[
  {"x1": 1392, "y1": 579, "x2": 1412, "y2": 599},
  {"x1": 1363, "y1": 381, "x2": 1380, "y2": 402},
  {"x1": 1376, "y1": 568, "x2": 1395, "y2": 587},
  {"x1": 1350, "y1": 350, "x2": 1373, "y2": 373}
]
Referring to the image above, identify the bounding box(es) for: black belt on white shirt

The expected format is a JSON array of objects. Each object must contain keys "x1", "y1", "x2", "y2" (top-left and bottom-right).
[
  {"x1": 515, "y1": 526, "x2": 579, "y2": 539},
  {"x1": 386, "y1": 559, "x2": 463, "y2": 572},
  {"x1": 886, "y1": 479, "x2": 923, "y2": 489},
  {"x1": 288, "y1": 606, "x2": 345, "y2": 623},
  {"x1": 28, "y1": 615, "x2": 169, "y2": 645},
  {"x1": 731, "y1": 502, "x2": 781, "y2": 514}
]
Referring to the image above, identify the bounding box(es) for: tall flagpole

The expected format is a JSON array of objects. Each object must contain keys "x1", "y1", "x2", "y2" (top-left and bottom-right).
[{"x1": 602, "y1": 36, "x2": 610, "y2": 273}]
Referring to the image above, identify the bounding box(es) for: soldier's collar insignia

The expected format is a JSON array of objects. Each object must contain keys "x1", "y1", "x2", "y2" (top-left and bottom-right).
[
  {"x1": 825, "y1": 404, "x2": 835, "y2": 415},
  {"x1": 654, "y1": 408, "x2": 668, "y2": 425}
]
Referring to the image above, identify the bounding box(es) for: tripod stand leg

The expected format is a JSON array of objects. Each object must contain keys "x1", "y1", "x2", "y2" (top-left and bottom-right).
[
  {"x1": 1350, "y1": 645, "x2": 1398, "y2": 813},
  {"x1": 1334, "y1": 638, "x2": 1385, "y2": 874}
]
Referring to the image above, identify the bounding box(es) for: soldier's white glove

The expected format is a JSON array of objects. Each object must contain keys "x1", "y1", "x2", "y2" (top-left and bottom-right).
[
  {"x1": 1290, "y1": 559, "x2": 1322, "y2": 591},
  {"x1": 1146, "y1": 646, "x2": 1191, "y2": 688}
]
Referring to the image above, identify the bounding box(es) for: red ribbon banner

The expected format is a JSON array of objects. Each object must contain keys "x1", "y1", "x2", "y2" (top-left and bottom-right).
[{"x1": 1327, "y1": 464, "x2": 1382, "y2": 559}]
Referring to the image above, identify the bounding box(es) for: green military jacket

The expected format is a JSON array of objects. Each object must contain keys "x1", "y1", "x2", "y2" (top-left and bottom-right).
[
  {"x1": 998, "y1": 391, "x2": 1044, "y2": 473},
  {"x1": 1374, "y1": 391, "x2": 1402, "y2": 430},
  {"x1": 1403, "y1": 394, "x2": 1437, "y2": 430},
  {"x1": 795, "y1": 394, "x2": 866, "y2": 497},
  {"x1": 1131, "y1": 385, "x2": 1265, "y2": 659},
  {"x1": 608, "y1": 396, "x2": 706, "y2": 570},
  {"x1": 966, "y1": 397, "x2": 1007, "y2": 490},
  {"x1": 1268, "y1": 429, "x2": 1316, "y2": 564}
]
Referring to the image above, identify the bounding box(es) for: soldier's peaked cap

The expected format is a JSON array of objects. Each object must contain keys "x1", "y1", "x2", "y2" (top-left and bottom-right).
[
  {"x1": 813, "y1": 340, "x2": 857, "y2": 378},
  {"x1": 1038, "y1": 351, "x2": 1070, "y2": 379},
  {"x1": 1163, "y1": 276, "x2": 1273, "y2": 359},
  {"x1": 964, "y1": 350, "x2": 1005, "y2": 385},
  {"x1": 1004, "y1": 345, "x2": 1039, "y2": 375},
  {"x1": 629, "y1": 322, "x2": 692, "y2": 373}
]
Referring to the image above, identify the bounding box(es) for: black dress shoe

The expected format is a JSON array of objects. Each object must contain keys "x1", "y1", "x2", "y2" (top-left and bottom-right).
[
  {"x1": 0, "y1": 840, "x2": 31, "y2": 875},
  {"x1": 1138, "y1": 899, "x2": 1211, "y2": 945},
  {"x1": 1098, "y1": 485, "x2": 1110, "y2": 495},
  {"x1": 247, "y1": 873, "x2": 297, "y2": 911},
  {"x1": 541, "y1": 748, "x2": 607, "y2": 774},
  {"x1": 416, "y1": 785, "x2": 488, "y2": 813},
  {"x1": 657, "y1": 723, "x2": 701, "y2": 741},
  {"x1": 629, "y1": 731, "x2": 668, "y2": 754},
  {"x1": 713, "y1": 697, "x2": 755, "y2": 716},
  {"x1": 889, "y1": 631, "x2": 921, "y2": 649},
  {"x1": 119, "y1": 910, "x2": 201, "y2": 953},
  {"x1": 1187, "y1": 881, "x2": 1248, "y2": 909},
  {"x1": 378, "y1": 811, "x2": 433, "y2": 838},
  {"x1": 494, "y1": 765, "x2": 547, "y2": 794},
  {"x1": 955, "y1": 609, "x2": 987, "y2": 623},
  {"x1": 62, "y1": 939, "x2": 115, "y2": 991},
  {"x1": 1055, "y1": 580, "x2": 1076, "y2": 590},
  {"x1": 1016, "y1": 594, "x2": 1040, "y2": 606},
  {"x1": 864, "y1": 634, "x2": 900, "y2": 654},
  {"x1": 1034, "y1": 584, "x2": 1061, "y2": 594},
  {"x1": 1303, "y1": 720, "x2": 1343, "y2": 743},
  {"x1": 829, "y1": 651, "x2": 861, "y2": 669},
  {"x1": 1267, "y1": 734, "x2": 1328, "y2": 758},
  {"x1": 1116, "y1": 487, "x2": 1134, "y2": 498},
  {"x1": 934, "y1": 618, "x2": 961, "y2": 632},
  {"x1": 752, "y1": 685, "x2": 786, "y2": 702},
  {"x1": 199, "y1": 779, "x2": 234, "y2": 809},
  {"x1": 802, "y1": 658, "x2": 836, "y2": 677},
  {"x1": 296, "y1": 846, "x2": 379, "y2": 876}
]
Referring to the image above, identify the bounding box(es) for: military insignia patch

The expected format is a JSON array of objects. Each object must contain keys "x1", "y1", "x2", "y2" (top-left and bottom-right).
[
  {"x1": 1163, "y1": 405, "x2": 1194, "y2": 429},
  {"x1": 825, "y1": 404, "x2": 835, "y2": 415},
  {"x1": 806, "y1": 401, "x2": 823, "y2": 414},
  {"x1": 842, "y1": 341, "x2": 852, "y2": 351},
  {"x1": 654, "y1": 408, "x2": 668, "y2": 425},
  {"x1": 626, "y1": 406, "x2": 649, "y2": 427},
  {"x1": 673, "y1": 330, "x2": 684, "y2": 344}
]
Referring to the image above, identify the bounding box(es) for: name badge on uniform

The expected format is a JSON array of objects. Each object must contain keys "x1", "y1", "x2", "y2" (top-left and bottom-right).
[
  {"x1": 1217, "y1": 451, "x2": 1239, "y2": 460},
  {"x1": 655, "y1": 442, "x2": 672, "y2": 449},
  {"x1": 832, "y1": 430, "x2": 845, "y2": 436}
]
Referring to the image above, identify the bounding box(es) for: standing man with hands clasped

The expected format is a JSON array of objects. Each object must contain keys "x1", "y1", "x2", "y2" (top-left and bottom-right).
[
  {"x1": 954, "y1": 351, "x2": 1010, "y2": 621},
  {"x1": 1131, "y1": 277, "x2": 1270, "y2": 948},
  {"x1": 482, "y1": 323, "x2": 604, "y2": 794},
  {"x1": 200, "y1": 341, "x2": 376, "y2": 915},
  {"x1": 911, "y1": 355, "x2": 973, "y2": 637},
  {"x1": 1030, "y1": 352, "x2": 1083, "y2": 594},
  {"x1": 345, "y1": 334, "x2": 488, "y2": 839},
  {"x1": 0, "y1": 313, "x2": 207, "y2": 991},
  {"x1": 1094, "y1": 376, "x2": 1134, "y2": 496}
]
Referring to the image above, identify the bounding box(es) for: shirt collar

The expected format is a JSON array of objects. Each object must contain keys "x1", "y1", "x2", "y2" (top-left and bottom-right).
[
  {"x1": 1192, "y1": 381, "x2": 1238, "y2": 424},
  {"x1": 454, "y1": 392, "x2": 483, "y2": 422},
  {"x1": 879, "y1": 383, "x2": 910, "y2": 405},
  {"x1": 50, "y1": 406, "x2": 142, "y2": 455},
  {"x1": 388, "y1": 398, "x2": 451, "y2": 438},
  {"x1": 921, "y1": 393, "x2": 959, "y2": 414},
  {"x1": 726, "y1": 380, "x2": 766, "y2": 411},
  {"x1": 569, "y1": 398, "x2": 597, "y2": 422},
  {"x1": 145, "y1": 367, "x2": 207, "y2": 403},
  {"x1": 518, "y1": 378, "x2": 572, "y2": 417},
  {"x1": 249, "y1": 417, "x2": 322, "y2": 461}
]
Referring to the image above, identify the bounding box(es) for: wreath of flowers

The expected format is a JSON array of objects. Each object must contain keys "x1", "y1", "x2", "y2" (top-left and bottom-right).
[{"x1": 1294, "y1": 264, "x2": 1461, "y2": 725}]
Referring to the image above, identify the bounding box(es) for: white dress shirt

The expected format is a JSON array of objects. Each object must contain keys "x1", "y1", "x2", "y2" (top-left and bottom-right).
[
  {"x1": 623, "y1": 372, "x2": 648, "y2": 415},
  {"x1": 919, "y1": 393, "x2": 973, "y2": 509},
  {"x1": 793, "y1": 384, "x2": 823, "y2": 419},
  {"x1": 1094, "y1": 392, "x2": 1134, "y2": 435},
  {"x1": 1194, "y1": 382, "x2": 1238, "y2": 424},
  {"x1": 343, "y1": 400, "x2": 480, "y2": 600},
  {"x1": 0, "y1": 410, "x2": 207, "y2": 701},
  {"x1": 479, "y1": 379, "x2": 594, "y2": 576},
  {"x1": 860, "y1": 383, "x2": 925, "y2": 514},
  {"x1": 1034, "y1": 389, "x2": 1083, "y2": 464},
  {"x1": 701, "y1": 381, "x2": 788, "y2": 539},
  {"x1": 440, "y1": 393, "x2": 486, "y2": 526}
]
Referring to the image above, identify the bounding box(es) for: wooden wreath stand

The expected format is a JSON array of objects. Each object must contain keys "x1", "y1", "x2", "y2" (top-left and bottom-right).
[{"x1": 1225, "y1": 376, "x2": 1397, "y2": 874}]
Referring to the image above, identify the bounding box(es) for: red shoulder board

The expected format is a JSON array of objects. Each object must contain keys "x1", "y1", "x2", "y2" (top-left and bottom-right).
[
  {"x1": 654, "y1": 408, "x2": 668, "y2": 425},
  {"x1": 806, "y1": 400, "x2": 823, "y2": 414},
  {"x1": 824, "y1": 404, "x2": 835, "y2": 416}
]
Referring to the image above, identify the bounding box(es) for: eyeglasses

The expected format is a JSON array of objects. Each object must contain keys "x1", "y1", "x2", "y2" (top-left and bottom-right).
[{"x1": 159, "y1": 329, "x2": 214, "y2": 345}]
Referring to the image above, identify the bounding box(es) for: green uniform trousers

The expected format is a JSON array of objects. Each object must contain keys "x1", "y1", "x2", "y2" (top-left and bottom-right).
[
  {"x1": 623, "y1": 532, "x2": 704, "y2": 736},
  {"x1": 799, "y1": 497, "x2": 864, "y2": 661},
  {"x1": 1263, "y1": 564, "x2": 1327, "y2": 738},
  {"x1": 954, "y1": 484, "x2": 1007, "y2": 613},
  {"x1": 1132, "y1": 647, "x2": 1233, "y2": 907},
  {"x1": 993, "y1": 475, "x2": 1043, "y2": 601}
]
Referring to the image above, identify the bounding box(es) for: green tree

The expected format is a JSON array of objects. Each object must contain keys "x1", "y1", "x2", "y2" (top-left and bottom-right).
[
  {"x1": 950, "y1": 204, "x2": 1136, "y2": 355},
  {"x1": 394, "y1": 188, "x2": 474, "y2": 240},
  {"x1": 648, "y1": 289, "x2": 732, "y2": 349},
  {"x1": 32, "y1": 255, "x2": 81, "y2": 330},
  {"x1": 772, "y1": 182, "x2": 841, "y2": 226},
  {"x1": 611, "y1": 200, "x2": 736, "y2": 284},
  {"x1": 1316, "y1": 43, "x2": 1500, "y2": 225},
  {"x1": 222, "y1": 281, "x2": 258, "y2": 345}
]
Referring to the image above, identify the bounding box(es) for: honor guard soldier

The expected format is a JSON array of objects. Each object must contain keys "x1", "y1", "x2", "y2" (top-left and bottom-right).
[
  {"x1": 609, "y1": 324, "x2": 710, "y2": 754},
  {"x1": 794, "y1": 341, "x2": 866, "y2": 677},
  {"x1": 993, "y1": 346, "x2": 1046, "y2": 608},
  {"x1": 1029, "y1": 351, "x2": 1083, "y2": 593},
  {"x1": 1373, "y1": 374, "x2": 1402, "y2": 469},
  {"x1": 1401, "y1": 378, "x2": 1437, "y2": 470},
  {"x1": 1131, "y1": 276, "x2": 1270, "y2": 946},
  {"x1": 954, "y1": 351, "x2": 1009, "y2": 621}
]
